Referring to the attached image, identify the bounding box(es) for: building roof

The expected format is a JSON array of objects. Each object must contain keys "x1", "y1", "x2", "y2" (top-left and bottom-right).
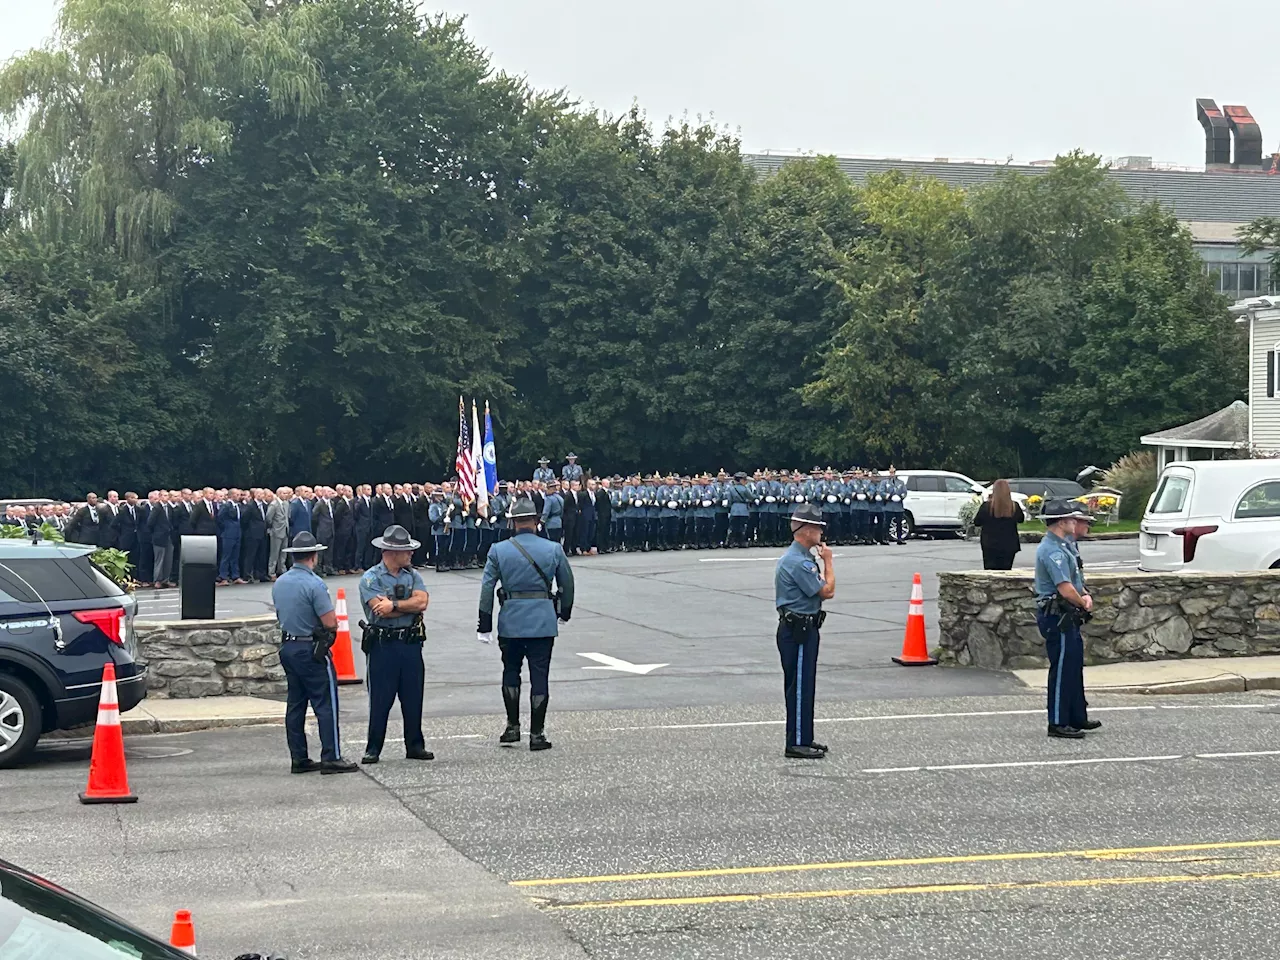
[
  {"x1": 743, "y1": 155, "x2": 1280, "y2": 224},
  {"x1": 1140, "y1": 400, "x2": 1249, "y2": 447}
]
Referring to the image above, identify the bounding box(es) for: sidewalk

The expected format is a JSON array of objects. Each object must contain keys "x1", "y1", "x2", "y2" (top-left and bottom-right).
[
  {"x1": 1013, "y1": 654, "x2": 1280, "y2": 696},
  {"x1": 120, "y1": 696, "x2": 285, "y2": 734}
]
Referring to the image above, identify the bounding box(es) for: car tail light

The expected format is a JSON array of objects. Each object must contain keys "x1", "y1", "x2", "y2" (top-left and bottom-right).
[
  {"x1": 1170, "y1": 525, "x2": 1218, "y2": 564},
  {"x1": 73, "y1": 608, "x2": 125, "y2": 644}
]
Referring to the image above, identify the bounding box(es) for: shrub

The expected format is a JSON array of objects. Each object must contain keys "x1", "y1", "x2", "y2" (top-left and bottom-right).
[{"x1": 1103, "y1": 450, "x2": 1158, "y2": 521}]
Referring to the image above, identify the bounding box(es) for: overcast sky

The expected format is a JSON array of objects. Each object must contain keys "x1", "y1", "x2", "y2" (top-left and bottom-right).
[{"x1": 5, "y1": 0, "x2": 1279, "y2": 169}]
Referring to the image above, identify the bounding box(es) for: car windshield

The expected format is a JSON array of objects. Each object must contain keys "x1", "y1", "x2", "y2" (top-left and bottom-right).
[
  {"x1": 0, "y1": 869, "x2": 181, "y2": 959},
  {"x1": 1149, "y1": 475, "x2": 1191, "y2": 514}
]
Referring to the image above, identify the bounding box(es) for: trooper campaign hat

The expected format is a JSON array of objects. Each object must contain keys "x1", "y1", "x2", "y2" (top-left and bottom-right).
[
  {"x1": 734, "y1": 471, "x2": 748, "y2": 480},
  {"x1": 565, "y1": 452, "x2": 578, "y2": 460},
  {"x1": 537, "y1": 457, "x2": 550, "y2": 465},
  {"x1": 1040, "y1": 499, "x2": 1096, "y2": 523},
  {"x1": 371, "y1": 523, "x2": 420, "y2": 552},
  {"x1": 508, "y1": 496, "x2": 539, "y2": 519},
  {"x1": 282, "y1": 531, "x2": 327, "y2": 554},
  {"x1": 789, "y1": 503, "x2": 827, "y2": 527}
]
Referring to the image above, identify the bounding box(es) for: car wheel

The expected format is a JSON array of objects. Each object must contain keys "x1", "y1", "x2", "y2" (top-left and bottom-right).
[
  {"x1": 0, "y1": 673, "x2": 42, "y2": 769},
  {"x1": 904, "y1": 513, "x2": 916, "y2": 539}
]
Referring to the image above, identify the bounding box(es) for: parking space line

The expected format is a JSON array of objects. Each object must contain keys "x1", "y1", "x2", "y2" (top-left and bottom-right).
[
  {"x1": 863, "y1": 754, "x2": 1183, "y2": 774},
  {"x1": 510, "y1": 838, "x2": 1280, "y2": 887},
  {"x1": 541, "y1": 868, "x2": 1280, "y2": 911}
]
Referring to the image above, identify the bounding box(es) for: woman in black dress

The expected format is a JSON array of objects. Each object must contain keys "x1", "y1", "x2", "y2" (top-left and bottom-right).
[{"x1": 973, "y1": 479, "x2": 1025, "y2": 570}]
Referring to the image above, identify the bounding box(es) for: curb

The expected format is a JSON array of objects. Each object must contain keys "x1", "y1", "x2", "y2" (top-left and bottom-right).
[
  {"x1": 1018, "y1": 531, "x2": 1139, "y2": 543},
  {"x1": 1013, "y1": 672, "x2": 1280, "y2": 696},
  {"x1": 120, "y1": 714, "x2": 285, "y2": 735}
]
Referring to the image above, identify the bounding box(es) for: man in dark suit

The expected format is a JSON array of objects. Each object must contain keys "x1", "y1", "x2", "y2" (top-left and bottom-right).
[
  {"x1": 411, "y1": 484, "x2": 431, "y2": 568},
  {"x1": 216, "y1": 489, "x2": 246, "y2": 584},
  {"x1": 241, "y1": 490, "x2": 269, "y2": 582},
  {"x1": 393, "y1": 483, "x2": 414, "y2": 536},
  {"x1": 594, "y1": 478, "x2": 612, "y2": 554},
  {"x1": 65, "y1": 493, "x2": 103, "y2": 546},
  {"x1": 190, "y1": 488, "x2": 218, "y2": 537},
  {"x1": 135, "y1": 493, "x2": 153, "y2": 587},
  {"x1": 117, "y1": 492, "x2": 142, "y2": 580},
  {"x1": 310, "y1": 487, "x2": 336, "y2": 576},
  {"x1": 353, "y1": 484, "x2": 373, "y2": 571},
  {"x1": 371, "y1": 483, "x2": 396, "y2": 539},
  {"x1": 99, "y1": 491, "x2": 123, "y2": 550},
  {"x1": 148, "y1": 492, "x2": 175, "y2": 586},
  {"x1": 171, "y1": 489, "x2": 192, "y2": 575},
  {"x1": 333, "y1": 485, "x2": 356, "y2": 574},
  {"x1": 289, "y1": 485, "x2": 313, "y2": 540}
]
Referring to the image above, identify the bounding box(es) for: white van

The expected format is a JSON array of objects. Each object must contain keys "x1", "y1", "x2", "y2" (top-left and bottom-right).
[{"x1": 1139, "y1": 460, "x2": 1280, "y2": 572}]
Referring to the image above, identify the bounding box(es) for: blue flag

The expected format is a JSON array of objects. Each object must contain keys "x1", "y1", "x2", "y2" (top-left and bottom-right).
[{"x1": 483, "y1": 402, "x2": 497, "y2": 495}]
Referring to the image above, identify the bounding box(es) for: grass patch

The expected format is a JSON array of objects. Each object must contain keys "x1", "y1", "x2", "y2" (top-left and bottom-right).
[{"x1": 1018, "y1": 518, "x2": 1141, "y2": 534}]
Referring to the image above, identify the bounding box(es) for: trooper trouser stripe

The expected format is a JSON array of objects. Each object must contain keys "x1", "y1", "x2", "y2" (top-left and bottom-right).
[
  {"x1": 1038, "y1": 611, "x2": 1086, "y2": 729},
  {"x1": 777, "y1": 620, "x2": 820, "y2": 748}
]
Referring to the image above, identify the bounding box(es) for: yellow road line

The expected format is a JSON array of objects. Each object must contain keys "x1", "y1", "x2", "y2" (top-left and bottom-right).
[
  {"x1": 511, "y1": 839, "x2": 1280, "y2": 887},
  {"x1": 542, "y1": 868, "x2": 1280, "y2": 911}
]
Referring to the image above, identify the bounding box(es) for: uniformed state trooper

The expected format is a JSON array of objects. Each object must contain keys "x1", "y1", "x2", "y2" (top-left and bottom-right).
[
  {"x1": 541, "y1": 480, "x2": 565, "y2": 543},
  {"x1": 562, "y1": 453, "x2": 584, "y2": 486},
  {"x1": 712, "y1": 470, "x2": 731, "y2": 547},
  {"x1": 884, "y1": 466, "x2": 909, "y2": 545},
  {"x1": 490, "y1": 480, "x2": 512, "y2": 543},
  {"x1": 728, "y1": 472, "x2": 751, "y2": 547},
  {"x1": 658, "y1": 475, "x2": 681, "y2": 550},
  {"x1": 533, "y1": 457, "x2": 555, "y2": 486},
  {"x1": 428, "y1": 486, "x2": 450, "y2": 573},
  {"x1": 478, "y1": 496, "x2": 575, "y2": 751},
  {"x1": 1034, "y1": 500, "x2": 1099, "y2": 739},
  {"x1": 775, "y1": 503, "x2": 836, "y2": 759},
  {"x1": 851, "y1": 469, "x2": 871, "y2": 544},
  {"x1": 868, "y1": 470, "x2": 887, "y2": 544},
  {"x1": 272, "y1": 532, "x2": 357, "y2": 774},
  {"x1": 359, "y1": 524, "x2": 433, "y2": 764}
]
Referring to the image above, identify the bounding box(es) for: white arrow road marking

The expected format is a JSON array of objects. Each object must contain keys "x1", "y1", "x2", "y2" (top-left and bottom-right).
[{"x1": 577, "y1": 652, "x2": 669, "y2": 675}]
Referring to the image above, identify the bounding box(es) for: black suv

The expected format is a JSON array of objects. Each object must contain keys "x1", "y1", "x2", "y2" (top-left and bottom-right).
[{"x1": 0, "y1": 538, "x2": 146, "y2": 767}]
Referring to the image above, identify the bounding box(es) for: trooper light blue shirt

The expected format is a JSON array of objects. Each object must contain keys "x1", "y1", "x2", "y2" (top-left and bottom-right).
[
  {"x1": 541, "y1": 492, "x2": 564, "y2": 529},
  {"x1": 1033, "y1": 529, "x2": 1085, "y2": 600},
  {"x1": 359, "y1": 560, "x2": 427, "y2": 628},
  {"x1": 272, "y1": 563, "x2": 334, "y2": 636},
  {"x1": 479, "y1": 532, "x2": 575, "y2": 638},
  {"x1": 775, "y1": 540, "x2": 826, "y2": 615}
]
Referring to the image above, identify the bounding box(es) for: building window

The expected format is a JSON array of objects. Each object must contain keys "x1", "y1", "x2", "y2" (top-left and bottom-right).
[{"x1": 1204, "y1": 260, "x2": 1274, "y2": 298}]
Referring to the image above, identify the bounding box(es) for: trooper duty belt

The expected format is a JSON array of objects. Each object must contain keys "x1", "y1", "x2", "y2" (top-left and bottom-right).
[
  {"x1": 778, "y1": 610, "x2": 827, "y2": 628},
  {"x1": 361, "y1": 622, "x2": 423, "y2": 643}
]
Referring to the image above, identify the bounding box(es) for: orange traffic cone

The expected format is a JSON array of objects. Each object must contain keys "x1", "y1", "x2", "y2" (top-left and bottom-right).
[
  {"x1": 892, "y1": 572, "x2": 938, "y2": 666},
  {"x1": 169, "y1": 909, "x2": 196, "y2": 956},
  {"x1": 79, "y1": 662, "x2": 138, "y2": 804},
  {"x1": 331, "y1": 588, "x2": 361, "y2": 685}
]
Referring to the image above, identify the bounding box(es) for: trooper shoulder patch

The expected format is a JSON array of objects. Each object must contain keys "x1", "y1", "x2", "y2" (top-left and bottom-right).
[{"x1": 802, "y1": 561, "x2": 819, "y2": 575}]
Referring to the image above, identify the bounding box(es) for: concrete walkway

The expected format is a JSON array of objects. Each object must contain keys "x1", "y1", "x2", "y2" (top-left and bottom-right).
[
  {"x1": 120, "y1": 695, "x2": 285, "y2": 734},
  {"x1": 1014, "y1": 654, "x2": 1280, "y2": 695}
]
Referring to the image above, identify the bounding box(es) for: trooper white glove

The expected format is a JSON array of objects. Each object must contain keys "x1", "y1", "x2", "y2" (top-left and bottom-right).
[{"x1": 476, "y1": 631, "x2": 493, "y2": 644}]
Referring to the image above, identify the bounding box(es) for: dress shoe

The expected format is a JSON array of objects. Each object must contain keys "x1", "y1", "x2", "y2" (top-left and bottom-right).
[
  {"x1": 529, "y1": 733, "x2": 553, "y2": 752},
  {"x1": 499, "y1": 724, "x2": 521, "y2": 745},
  {"x1": 1079, "y1": 719, "x2": 1102, "y2": 731},
  {"x1": 1047, "y1": 724, "x2": 1085, "y2": 739},
  {"x1": 290, "y1": 758, "x2": 320, "y2": 774},
  {"x1": 810, "y1": 742, "x2": 829, "y2": 753},
  {"x1": 321, "y1": 759, "x2": 358, "y2": 774},
  {"x1": 361, "y1": 753, "x2": 379, "y2": 764},
  {"x1": 405, "y1": 748, "x2": 435, "y2": 761},
  {"x1": 785, "y1": 745, "x2": 825, "y2": 759}
]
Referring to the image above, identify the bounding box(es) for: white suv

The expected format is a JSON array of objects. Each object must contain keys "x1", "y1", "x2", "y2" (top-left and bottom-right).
[
  {"x1": 1140, "y1": 460, "x2": 1280, "y2": 572},
  {"x1": 896, "y1": 470, "x2": 985, "y2": 536}
]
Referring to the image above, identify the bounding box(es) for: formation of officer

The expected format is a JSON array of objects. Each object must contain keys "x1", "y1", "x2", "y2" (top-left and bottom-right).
[
  {"x1": 477, "y1": 497, "x2": 574, "y2": 751},
  {"x1": 270, "y1": 532, "x2": 358, "y2": 774},
  {"x1": 774, "y1": 502, "x2": 836, "y2": 760},
  {"x1": 1033, "y1": 499, "x2": 1099, "y2": 739},
  {"x1": 358, "y1": 524, "x2": 433, "y2": 764}
]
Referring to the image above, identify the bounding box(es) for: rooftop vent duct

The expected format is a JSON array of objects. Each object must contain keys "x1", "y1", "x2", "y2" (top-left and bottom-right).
[
  {"x1": 1197, "y1": 98, "x2": 1232, "y2": 169},
  {"x1": 1224, "y1": 105, "x2": 1264, "y2": 168}
]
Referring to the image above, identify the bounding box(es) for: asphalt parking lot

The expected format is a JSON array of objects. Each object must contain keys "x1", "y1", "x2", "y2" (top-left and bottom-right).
[{"x1": 8, "y1": 533, "x2": 1204, "y2": 960}]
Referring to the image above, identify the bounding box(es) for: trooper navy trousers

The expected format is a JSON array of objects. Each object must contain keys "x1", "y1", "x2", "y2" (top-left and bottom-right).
[
  {"x1": 280, "y1": 640, "x2": 341, "y2": 762},
  {"x1": 777, "y1": 620, "x2": 821, "y2": 749},
  {"x1": 1037, "y1": 610, "x2": 1087, "y2": 729},
  {"x1": 365, "y1": 640, "x2": 425, "y2": 755}
]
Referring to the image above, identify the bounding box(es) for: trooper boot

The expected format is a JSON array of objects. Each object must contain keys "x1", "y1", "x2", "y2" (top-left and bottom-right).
[
  {"x1": 500, "y1": 685, "x2": 521, "y2": 745},
  {"x1": 529, "y1": 694, "x2": 552, "y2": 751}
]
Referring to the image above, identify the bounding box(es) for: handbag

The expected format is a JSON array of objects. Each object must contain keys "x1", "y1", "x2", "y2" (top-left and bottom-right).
[{"x1": 509, "y1": 538, "x2": 561, "y2": 617}]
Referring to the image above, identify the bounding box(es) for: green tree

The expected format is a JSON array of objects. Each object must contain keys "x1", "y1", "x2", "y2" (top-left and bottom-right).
[
  {"x1": 172, "y1": 1, "x2": 547, "y2": 480},
  {"x1": 804, "y1": 171, "x2": 974, "y2": 467},
  {"x1": 0, "y1": 0, "x2": 319, "y2": 254}
]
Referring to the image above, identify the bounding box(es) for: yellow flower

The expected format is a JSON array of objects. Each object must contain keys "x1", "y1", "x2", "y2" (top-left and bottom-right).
[{"x1": 1027, "y1": 495, "x2": 1043, "y2": 504}]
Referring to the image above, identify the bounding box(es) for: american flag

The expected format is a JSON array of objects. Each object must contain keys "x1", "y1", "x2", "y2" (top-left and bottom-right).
[{"x1": 454, "y1": 396, "x2": 475, "y2": 503}]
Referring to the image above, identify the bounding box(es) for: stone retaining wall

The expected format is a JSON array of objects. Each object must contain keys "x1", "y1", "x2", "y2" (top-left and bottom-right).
[
  {"x1": 938, "y1": 570, "x2": 1280, "y2": 670},
  {"x1": 135, "y1": 615, "x2": 287, "y2": 698}
]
